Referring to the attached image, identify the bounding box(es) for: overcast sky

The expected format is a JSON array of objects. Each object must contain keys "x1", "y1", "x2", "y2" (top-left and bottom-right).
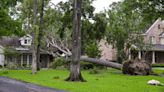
[{"x1": 51, "y1": 0, "x2": 121, "y2": 13}]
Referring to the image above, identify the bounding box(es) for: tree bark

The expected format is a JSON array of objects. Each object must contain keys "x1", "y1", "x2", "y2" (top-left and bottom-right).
[
  {"x1": 65, "y1": 0, "x2": 84, "y2": 82},
  {"x1": 31, "y1": 0, "x2": 38, "y2": 74},
  {"x1": 80, "y1": 57, "x2": 122, "y2": 70},
  {"x1": 36, "y1": 0, "x2": 44, "y2": 71}
]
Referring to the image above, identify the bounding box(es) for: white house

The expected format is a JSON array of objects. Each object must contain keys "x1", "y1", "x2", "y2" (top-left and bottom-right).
[
  {"x1": 0, "y1": 34, "x2": 52, "y2": 68},
  {"x1": 19, "y1": 34, "x2": 32, "y2": 46},
  {"x1": 0, "y1": 45, "x2": 4, "y2": 66}
]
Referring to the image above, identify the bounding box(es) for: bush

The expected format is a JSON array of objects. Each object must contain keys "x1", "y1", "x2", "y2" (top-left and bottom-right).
[
  {"x1": 50, "y1": 57, "x2": 69, "y2": 69},
  {"x1": 89, "y1": 68, "x2": 100, "y2": 74},
  {"x1": 0, "y1": 65, "x2": 3, "y2": 69},
  {"x1": 6, "y1": 62, "x2": 18, "y2": 69},
  {"x1": 152, "y1": 64, "x2": 164, "y2": 67},
  {"x1": 85, "y1": 42, "x2": 101, "y2": 58},
  {"x1": 81, "y1": 62, "x2": 94, "y2": 70}
]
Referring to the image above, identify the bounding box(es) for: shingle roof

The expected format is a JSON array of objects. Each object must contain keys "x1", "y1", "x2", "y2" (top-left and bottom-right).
[
  {"x1": 150, "y1": 44, "x2": 164, "y2": 51},
  {"x1": 0, "y1": 36, "x2": 21, "y2": 47}
]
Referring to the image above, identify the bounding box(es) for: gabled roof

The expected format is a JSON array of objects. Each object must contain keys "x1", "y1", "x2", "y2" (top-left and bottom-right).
[
  {"x1": 146, "y1": 18, "x2": 161, "y2": 33},
  {"x1": 0, "y1": 36, "x2": 20, "y2": 47},
  {"x1": 151, "y1": 44, "x2": 164, "y2": 51},
  {"x1": 19, "y1": 34, "x2": 32, "y2": 40},
  {"x1": 159, "y1": 20, "x2": 164, "y2": 29},
  {"x1": 159, "y1": 31, "x2": 164, "y2": 37}
]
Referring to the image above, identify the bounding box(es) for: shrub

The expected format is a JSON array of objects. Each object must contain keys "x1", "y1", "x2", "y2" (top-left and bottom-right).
[
  {"x1": 6, "y1": 62, "x2": 18, "y2": 69},
  {"x1": 85, "y1": 41, "x2": 101, "y2": 58},
  {"x1": 152, "y1": 64, "x2": 164, "y2": 67},
  {"x1": 0, "y1": 65, "x2": 3, "y2": 69},
  {"x1": 81, "y1": 62, "x2": 94, "y2": 70},
  {"x1": 50, "y1": 57, "x2": 69, "y2": 69},
  {"x1": 89, "y1": 68, "x2": 100, "y2": 74}
]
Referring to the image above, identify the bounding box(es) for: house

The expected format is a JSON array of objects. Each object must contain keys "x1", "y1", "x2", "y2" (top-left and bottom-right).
[
  {"x1": 99, "y1": 18, "x2": 164, "y2": 64},
  {"x1": 99, "y1": 39, "x2": 117, "y2": 61},
  {"x1": 0, "y1": 34, "x2": 53, "y2": 68},
  {"x1": 129, "y1": 18, "x2": 164, "y2": 64},
  {"x1": 141, "y1": 18, "x2": 164, "y2": 64}
]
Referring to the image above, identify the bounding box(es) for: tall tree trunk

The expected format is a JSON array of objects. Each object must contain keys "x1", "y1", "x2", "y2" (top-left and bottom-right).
[
  {"x1": 31, "y1": 0, "x2": 38, "y2": 74},
  {"x1": 65, "y1": 0, "x2": 84, "y2": 82},
  {"x1": 36, "y1": 0, "x2": 44, "y2": 70}
]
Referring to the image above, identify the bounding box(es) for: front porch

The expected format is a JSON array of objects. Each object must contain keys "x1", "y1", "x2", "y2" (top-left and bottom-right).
[
  {"x1": 5, "y1": 53, "x2": 52, "y2": 68},
  {"x1": 130, "y1": 50, "x2": 164, "y2": 64}
]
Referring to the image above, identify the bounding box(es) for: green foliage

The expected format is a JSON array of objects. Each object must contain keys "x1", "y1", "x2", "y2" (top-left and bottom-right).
[
  {"x1": 4, "y1": 47, "x2": 20, "y2": 57},
  {"x1": 6, "y1": 62, "x2": 18, "y2": 69},
  {"x1": 0, "y1": 0, "x2": 23, "y2": 36},
  {"x1": 45, "y1": 0, "x2": 107, "y2": 54},
  {"x1": 80, "y1": 62, "x2": 94, "y2": 70},
  {"x1": 85, "y1": 41, "x2": 101, "y2": 58},
  {"x1": 152, "y1": 64, "x2": 164, "y2": 67},
  {"x1": 0, "y1": 65, "x2": 3, "y2": 69},
  {"x1": 106, "y1": 0, "x2": 163, "y2": 63},
  {"x1": 89, "y1": 68, "x2": 100, "y2": 74},
  {"x1": 49, "y1": 57, "x2": 69, "y2": 69}
]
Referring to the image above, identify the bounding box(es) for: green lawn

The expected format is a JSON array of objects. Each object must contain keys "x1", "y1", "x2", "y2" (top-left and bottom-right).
[{"x1": 0, "y1": 69, "x2": 164, "y2": 92}]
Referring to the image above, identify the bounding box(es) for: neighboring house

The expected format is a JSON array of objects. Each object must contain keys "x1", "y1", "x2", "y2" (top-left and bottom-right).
[
  {"x1": 0, "y1": 34, "x2": 53, "y2": 68},
  {"x1": 130, "y1": 18, "x2": 164, "y2": 64},
  {"x1": 99, "y1": 18, "x2": 164, "y2": 64},
  {"x1": 141, "y1": 18, "x2": 164, "y2": 64},
  {"x1": 99, "y1": 39, "x2": 117, "y2": 61}
]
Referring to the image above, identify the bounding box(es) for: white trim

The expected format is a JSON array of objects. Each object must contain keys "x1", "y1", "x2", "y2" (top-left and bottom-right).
[
  {"x1": 21, "y1": 55, "x2": 23, "y2": 66},
  {"x1": 27, "y1": 54, "x2": 29, "y2": 67},
  {"x1": 138, "y1": 51, "x2": 141, "y2": 59},
  {"x1": 152, "y1": 51, "x2": 155, "y2": 64},
  {"x1": 146, "y1": 18, "x2": 161, "y2": 33}
]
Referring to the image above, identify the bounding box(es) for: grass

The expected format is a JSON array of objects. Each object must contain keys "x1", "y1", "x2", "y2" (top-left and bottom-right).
[{"x1": 0, "y1": 69, "x2": 164, "y2": 92}]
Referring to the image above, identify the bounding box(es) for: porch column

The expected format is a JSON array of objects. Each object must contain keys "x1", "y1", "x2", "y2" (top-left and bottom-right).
[
  {"x1": 138, "y1": 51, "x2": 141, "y2": 60},
  {"x1": 27, "y1": 54, "x2": 29, "y2": 67},
  {"x1": 128, "y1": 49, "x2": 131, "y2": 60},
  {"x1": 21, "y1": 54, "x2": 23, "y2": 66},
  {"x1": 152, "y1": 51, "x2": 155, "y2": 64}
]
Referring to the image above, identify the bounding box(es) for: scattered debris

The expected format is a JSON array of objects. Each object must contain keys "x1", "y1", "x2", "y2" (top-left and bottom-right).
[{"x1": 147, "y1": 79, "x2": 164, "y2": 86}]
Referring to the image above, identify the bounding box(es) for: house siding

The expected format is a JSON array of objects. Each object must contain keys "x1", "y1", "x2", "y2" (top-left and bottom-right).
[
  {"x1": 99, "y1": 39, "x2": 117, "y2": 61},
  {"x1": 142, "y1": 18, "x2": 164, "y2": 64},
  {"x1": 0, "y1": 46, "x2": 4, "y2": 66}
]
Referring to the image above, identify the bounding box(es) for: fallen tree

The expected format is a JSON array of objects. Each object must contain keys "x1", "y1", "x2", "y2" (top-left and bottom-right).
[
  {"x1": 80, "y1": 57, "x2": 122, "y2": 70},
  {"x1": 68, "y1": 57, "x2": 152, "y2": 75},
  {"x1": 44, "y1": 36, "x2": 152, "y2": 75}
]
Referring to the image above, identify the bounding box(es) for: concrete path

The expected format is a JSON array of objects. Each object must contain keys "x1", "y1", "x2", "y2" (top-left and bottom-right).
[{"x1": 0, "y1": 76, "x2": 67, "y2": 92}]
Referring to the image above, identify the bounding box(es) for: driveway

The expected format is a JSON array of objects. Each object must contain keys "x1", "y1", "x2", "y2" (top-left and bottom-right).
[{"x1": 0, "y1": 77, "x2": 67, "y2": 92}]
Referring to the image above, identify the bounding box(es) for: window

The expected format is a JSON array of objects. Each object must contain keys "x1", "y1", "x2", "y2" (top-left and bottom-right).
[
  {"x1": 149, "y1": 36, "x2": 156, "y2": 44},
  {"x1": 24, "y1": 39, "x2": 27, "y2": 44}
]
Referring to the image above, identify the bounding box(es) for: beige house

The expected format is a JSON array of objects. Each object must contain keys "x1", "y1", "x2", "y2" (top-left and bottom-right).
[{"x1": 99, "y1": 39, "x2": 116, "y2": 61}]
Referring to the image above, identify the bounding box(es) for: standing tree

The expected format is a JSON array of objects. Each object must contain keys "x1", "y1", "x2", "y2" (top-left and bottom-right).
[
  {"x1": 36, "y1": 0, "x2": 44, "y2": 70},
  {"x1": 31, "y1": 0, "x2": 38, "y2": 74},
  {"x1": 65, "y1": 0, "x2": 84, "y2": 81}
]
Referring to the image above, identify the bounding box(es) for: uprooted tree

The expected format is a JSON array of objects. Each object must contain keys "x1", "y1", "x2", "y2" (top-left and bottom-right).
[{"x1": 43, "y1": 0, "x2": 152, "y2": 77}]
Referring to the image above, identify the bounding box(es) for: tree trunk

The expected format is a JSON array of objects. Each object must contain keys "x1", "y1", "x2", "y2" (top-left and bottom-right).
[
  {"x1": 36, "y1": 0, "x2": 44, "y2": 71},
  {"x1": 31, "y1": 0, "x2": 38, "y2": 74},
  {"x1": 80, "y1": 57, "x2": 122, "y2": 70},
  {"x1": 65, "y1": 0, "x2": 84, "y2": 82}
]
